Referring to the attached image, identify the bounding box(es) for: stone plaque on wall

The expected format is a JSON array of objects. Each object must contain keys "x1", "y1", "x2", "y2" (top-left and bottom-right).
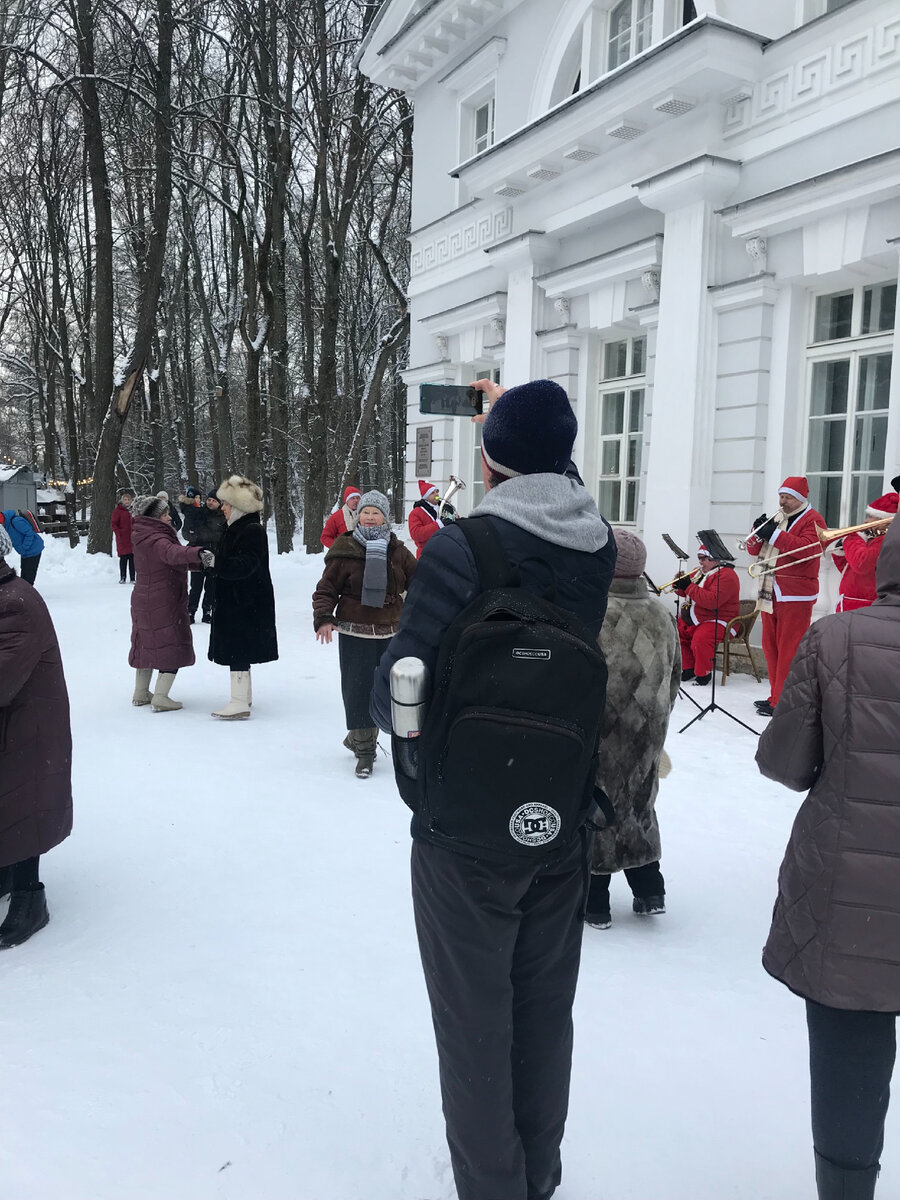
[{"x1": 415, "y1": 425, "x2": 433, "y2": 475}]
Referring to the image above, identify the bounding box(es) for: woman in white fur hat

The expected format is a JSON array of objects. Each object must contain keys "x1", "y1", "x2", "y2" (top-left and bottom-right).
[{"x1": 206, "y1": 475, "x2": 278, "y2": 718}]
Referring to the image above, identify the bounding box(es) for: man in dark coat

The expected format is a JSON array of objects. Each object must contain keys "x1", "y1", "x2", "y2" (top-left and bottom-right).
[
  {"x1": 207, "y1": 475, "x2": 277, "y2": 719},
  {"x1": 758, "y1": 512, "x2": 900, "y2": 1200},
  {"x1": 0, "y1": 523, "x2": 72, "y2": 948},
  {"x1": 372, "y1": 380, "x2": 615, "y2": 1200},
  {"x1": 180, "y1": 488, "x2": 226, "y2": 622}
]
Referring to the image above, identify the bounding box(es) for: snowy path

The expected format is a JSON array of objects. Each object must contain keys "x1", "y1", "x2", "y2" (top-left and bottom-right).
[{"x1": 1, "y1": 537, "x2": 895, "y2": 1200}]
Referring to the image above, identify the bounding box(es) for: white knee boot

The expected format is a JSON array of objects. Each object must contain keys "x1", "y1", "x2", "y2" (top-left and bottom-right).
[
  {"x1": 151, "y1": 672, "x2": 183, "y2": 712},
  {"x1": 212, "y1": 670, "x2": 251, "y2": 720},
  {"x1": 133, "y1": 669, "x2": 153, "y2": 706}
]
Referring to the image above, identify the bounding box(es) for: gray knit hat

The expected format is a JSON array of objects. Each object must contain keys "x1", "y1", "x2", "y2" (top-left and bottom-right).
[
  {"x1": 0, "y1": 522, "x2": 12, "y2": 560},
  {"x1": 357, "y1": 489, "x2": 391, "y2": 524},
  {"x1": 613, "y1": 529, "x2": 647, "y2": 579},
  {"x1": 132, "y1": 494, "x2": 169, "y2": 520}
]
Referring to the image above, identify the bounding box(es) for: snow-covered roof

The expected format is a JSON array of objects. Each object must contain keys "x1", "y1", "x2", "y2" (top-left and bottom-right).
[{"x1": 37, "y1": 488, "x2": 65, "y2": 503}]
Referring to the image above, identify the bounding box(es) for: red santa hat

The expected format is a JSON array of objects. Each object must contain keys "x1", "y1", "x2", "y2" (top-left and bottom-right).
[
  {"x1": 418, "y1": 480, "x2": 438, "y2": 501},
  {"x1": 866, "y1": 491, "x2": 899, "y2": 518},
  {"x1": 778, "y1": 476, "x2": 809, "y2": 503},
  {"x1": 343, "y1": 485, "x2": 361, "y2": 503},
  {"x1": 696, "y1": 545, "x2": 712, "y2": 559}
]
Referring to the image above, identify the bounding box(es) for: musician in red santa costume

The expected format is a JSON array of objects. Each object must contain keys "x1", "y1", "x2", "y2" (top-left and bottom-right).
[
  {"x1": 320, "y1": 485, "x2": 361, "y2": 549},
  {"x1": 673, "y1": 545, "x2": 740, "y2": 687},
  {"x1": 831, "y1": 490, "x2": 898, "y2": 612},
  {"x1": 746, "y1": 475, "x2": 826, "y2": 718},
  {"x1": 408, "y1": 480, "x2": 456, "y2": 558}
]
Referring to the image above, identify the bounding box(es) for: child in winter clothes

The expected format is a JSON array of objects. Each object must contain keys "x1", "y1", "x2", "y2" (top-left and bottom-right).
[
  {"x1": 0, "y1": 508, "x2": 45, "y2": 585},
  {"x1": 313, "y1": 489, "x2": 416, "y2": 777}
]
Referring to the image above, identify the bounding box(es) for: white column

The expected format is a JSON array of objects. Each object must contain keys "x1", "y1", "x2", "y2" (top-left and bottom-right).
[{"x1": 636, "y1": 156, "x2": 740, "y2": 580}]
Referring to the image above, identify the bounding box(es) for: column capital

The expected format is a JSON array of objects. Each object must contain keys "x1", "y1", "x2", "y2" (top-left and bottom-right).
[{"x1": 635, "y1": 154, "x2": 741, "y2": 215}]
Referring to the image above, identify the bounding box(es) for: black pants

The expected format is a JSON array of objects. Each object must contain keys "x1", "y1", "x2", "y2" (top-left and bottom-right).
[
  {"x1": 411, "y1": 832, "x2": 589, "y2": 1200},
  {"x1": 119, "y1": 553, "x2": 135, "y2": 582},
  {"x1": 20, "y1": 554, "x2": 41, "y2": 585},
  {"x1": 188, "y1": 567, "x2": 215, "y2": 616},
  {"x1": 807, "y1": 999, "x2": 896, "y2": 1171},
  {"x1": 1, "y1": 856, "x2": 40, "y2": 890},
  {"x1": 589, "y1": 861, "x2": 664, "y2": 906},
  {"x1": 337, "y1": 633, "x2": 389, "y2": 730}
]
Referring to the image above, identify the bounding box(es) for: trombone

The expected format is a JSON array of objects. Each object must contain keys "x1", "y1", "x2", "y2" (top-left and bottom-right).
[
  {"x1": 746, "y1": 514, "x2": 894, "y2": 578},
  {"x1": 439, "y1": 475, "x2": 466, "y2": 519}
]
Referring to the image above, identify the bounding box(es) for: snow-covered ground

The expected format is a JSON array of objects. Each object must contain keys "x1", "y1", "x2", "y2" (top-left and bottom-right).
[{"x1": 2, "y1": 533, "x2": 895, "y2": 1200}]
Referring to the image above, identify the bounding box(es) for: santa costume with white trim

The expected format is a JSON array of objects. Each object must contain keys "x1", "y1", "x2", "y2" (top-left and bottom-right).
[
  {"x1": 746, "y1": 475, "x2": 826, "y2": 708},
  {"x1": 674, "y1": 547, "x2": 740, "y2": 679},
  {"x1": 832, "y1": 490, "x2": 898, "y2": 613},
  {"x1": 408, "y1": 480, "x2": 444, "y2": 559}
]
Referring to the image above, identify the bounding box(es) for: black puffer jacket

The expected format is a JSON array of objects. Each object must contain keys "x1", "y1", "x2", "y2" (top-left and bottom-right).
[
  {"x1": 759, "y1": 515, "x2": 900, "y2": 1010},
  {"x1": 208, "y1": 513, "x2": 278, "y2": 666}
]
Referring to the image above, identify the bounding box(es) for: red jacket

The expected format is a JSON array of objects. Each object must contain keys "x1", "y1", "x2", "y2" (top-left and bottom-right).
[
  {"x1": 676, "y1": 564, "x2": 740, "y2": 625},
  {"x1": 833, "y1": 531, "x2": 882, "y2": 612},
  {"x1": 408, "y1": 501, "x2": 442, "y2": 558},
  {"x1": 746, "y1": 505, "x2": 826, "y2": 601},
  {"x1": 111, "y1": 503, "x2": 133, "y2": 556}
]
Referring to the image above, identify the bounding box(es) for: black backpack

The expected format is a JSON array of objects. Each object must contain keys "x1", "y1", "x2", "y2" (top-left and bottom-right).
[{"x1": 397, "y1": 517, "x2": 610, "y2": 863}]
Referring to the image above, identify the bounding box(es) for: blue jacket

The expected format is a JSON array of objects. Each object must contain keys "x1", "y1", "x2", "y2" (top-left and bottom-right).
[
  {"x1": 371, "y1": 507, "x2": 616, "y2": 734},
  {"x1": 1, "y1": 510, "x2": 44, "y2": 558}
]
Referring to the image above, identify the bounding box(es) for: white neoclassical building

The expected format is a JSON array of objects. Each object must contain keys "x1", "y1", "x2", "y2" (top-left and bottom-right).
[{"x1": 359, "y1": 0, "x2": 900, "y2": 601}]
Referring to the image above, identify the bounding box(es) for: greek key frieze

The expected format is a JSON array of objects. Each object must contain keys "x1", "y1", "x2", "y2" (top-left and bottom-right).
[{"x1": 411, "y1": 208, "x2": 513, "y2": 277}]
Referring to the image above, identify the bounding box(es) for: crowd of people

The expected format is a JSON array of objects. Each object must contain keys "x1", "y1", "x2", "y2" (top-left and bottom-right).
[{"x1": 0, "y1": 392, "x2": 898, "y2": 1200}]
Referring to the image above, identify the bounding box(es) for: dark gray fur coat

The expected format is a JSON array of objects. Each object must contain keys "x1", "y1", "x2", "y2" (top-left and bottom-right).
[{"x1": 592, "y1": 576, "x2": 680, "y2": 875}]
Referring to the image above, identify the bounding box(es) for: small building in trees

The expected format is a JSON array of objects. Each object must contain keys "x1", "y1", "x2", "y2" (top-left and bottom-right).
[{"x1": 0, "y1": 464, "x2": 38, "y2": 515}]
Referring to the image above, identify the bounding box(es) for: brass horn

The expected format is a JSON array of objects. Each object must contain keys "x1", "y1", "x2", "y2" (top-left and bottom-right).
[{"x1": 439, "y1": 475, "x2": 466, "y2": 518}]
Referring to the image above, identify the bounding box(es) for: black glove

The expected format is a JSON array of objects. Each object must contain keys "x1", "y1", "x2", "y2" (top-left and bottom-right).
[
  {"x1": 755, "y1": 517, "x2": 778, "y2": 543},
  {"x1": 673, "y1": 573, "x2": 693, "y2": 592},
  {"x1": 752, "y1": 513, "x2": 769, "y2": 531}
]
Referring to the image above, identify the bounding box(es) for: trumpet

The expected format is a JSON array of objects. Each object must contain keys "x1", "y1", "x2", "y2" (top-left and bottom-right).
[
  {"x1": 747, "y1": 514, "x2": 894, "y2": 578},
  {"x1": 439, "y1": 475, "x2": 466, "y2": 519},
  {"x1": 737, "y1": 508, "x2": 787, "y2": 551},
  {"x1": 658, "y1": 566, "x2": 702, "y2": 594}
]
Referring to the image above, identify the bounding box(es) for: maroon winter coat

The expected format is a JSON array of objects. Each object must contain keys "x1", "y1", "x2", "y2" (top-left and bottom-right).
[
  {"x1": 111, "y1": 502, "x2": 133, "y2": 555},
  {"x1": 0, "y1": 560, "x2": 73, "y2": 868},
  {"x1": 759, "y1": 514, "x2": 900, "y2": 1011},
  {"x1": 129, "y1": 517, "x2": 202, "y2": 669}
]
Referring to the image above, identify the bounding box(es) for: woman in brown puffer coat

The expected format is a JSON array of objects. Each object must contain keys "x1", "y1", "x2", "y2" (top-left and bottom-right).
[
  {"x1": 313, "y1": 489, "x2": 416, "y2": 777},
  {"x1": 757, "y1": 513, "x2": 900, "y2": 1200},
  {"x1": 0, "y1": 522, "x2": 72, "y2": 949},
  {"x1": 129, "y1": 495, "x2": 204, "y2": 712}
]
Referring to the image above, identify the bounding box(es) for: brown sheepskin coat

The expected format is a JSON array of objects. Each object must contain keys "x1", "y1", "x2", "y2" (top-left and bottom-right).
[
  {"x1": 0, "y1": 562, "x2": 73, "y2": 867},
  {"x1": 312, "y1": 532, "x2": 417, "y2": 636},
  {"x1": 759, "y1": 515, "x2": 900, "y2": 1011},
  {"x1": 591, "y1": 576, "x2": 680, "y2": 875},
  {"x1": 129, "y1": 517, "x2": 202, "y2": 669}
]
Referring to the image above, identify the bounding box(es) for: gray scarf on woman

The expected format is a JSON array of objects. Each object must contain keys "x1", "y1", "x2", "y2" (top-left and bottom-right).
[{"x1": 353, "y1": 523, "x2": 391, "y2": 609}]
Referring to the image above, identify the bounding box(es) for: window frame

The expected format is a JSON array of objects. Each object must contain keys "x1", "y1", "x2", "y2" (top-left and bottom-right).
[
  {"x1": 459, "y1": 81, "x2": 497, "y2": 161},
  {"x1": 596, "y1": 335, "x2": 648, "y2": 526},
  {"x1": 803, "y1": 280, "x2": 895, "y2": 528},
  {"x1": 606, "y1": 0, "x2": 654, "y2": 73}
]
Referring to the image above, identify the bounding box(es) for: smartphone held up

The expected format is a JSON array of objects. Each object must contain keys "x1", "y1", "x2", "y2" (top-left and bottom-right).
[{"x1": 419, "y1": 384, "x2": 484, "y2": 417}]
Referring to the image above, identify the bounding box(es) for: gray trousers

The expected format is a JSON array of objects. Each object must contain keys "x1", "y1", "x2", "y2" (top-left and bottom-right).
[{"x1": 411, "y1": 831, "x2": 589, "y2": 1200}]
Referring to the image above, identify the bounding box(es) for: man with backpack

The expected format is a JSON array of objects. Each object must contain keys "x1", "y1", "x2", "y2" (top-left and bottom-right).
[
  {"x1": 0, "y1": 508, "x2": 44, "y2": 585},
  {"x1": 372, "y1": 379, "x2": 616, "y2": 1200}
]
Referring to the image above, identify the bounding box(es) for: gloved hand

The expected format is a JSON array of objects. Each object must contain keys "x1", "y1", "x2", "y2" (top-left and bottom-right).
[
  {"x1": 752, "y1": 512, "x2": 769, "y2": 531},
  {"x1": 199, "y1": 549, "x2": 215, "y2": 569},
  {"x1": 755, "y1": 517, "x2": 778, "y2": 543},
  {"x1": 673, "y1": 574, "x2": 693, "y2": 592}
]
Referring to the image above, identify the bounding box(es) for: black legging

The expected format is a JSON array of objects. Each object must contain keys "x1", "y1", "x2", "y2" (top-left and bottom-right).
[
  {"x1": 807, "y1": 999, "x2": 897, "y2": 1170},
  {"x1": 4, "y1": 856, "x2": 40, "y2": 890},
  {"x1": 20, "y1": 554, "x2": 41, "y2": 585},
  {"x1": 119, "y1": 553, "x2": 135, "y2": 582}
]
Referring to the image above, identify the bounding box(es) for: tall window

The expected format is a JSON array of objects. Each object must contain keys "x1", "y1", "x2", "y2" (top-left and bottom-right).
[
  {"x1": 597, "y1": 336, "x2": 646, "y2": 523},
  {"x1": 806, "y1": 281, "x2": 896, "y2": 527},
  {"x1": 472, "y1": 96, "x2": 495, "y2": 156},
  {"x1": 607, "y1": 0, "x2": 653, "y2": 71}
]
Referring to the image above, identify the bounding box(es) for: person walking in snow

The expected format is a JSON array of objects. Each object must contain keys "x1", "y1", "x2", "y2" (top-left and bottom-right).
[
  {"x1": 585, "y1": 530, "x2": 680, "y2": 930},
  {"x1": 313, "y1": 489, "x2": 416, "y2": 777},
  {"x1": 0, "y1": 522, "x2": 72, "y2": 949},
  {"x1": 758, "y1": 511, "x2": 900, "y2": 1200},
  {"x1": 206, "y1": 475, "x2": 277, "y2": 720},
  {"x1": 129, "y1": 495, "x2": 205, "y2": 712},
  {"x1": 0, "y1": 507, "x2": 45, "y2": 585},
  {"x1": 320, "y1": 485, "x2": 361, "y2": 549},
  {"x1": 408, "y1": 479, "x2": 456, "y2": 558},
  {"x1": 372, "y1": 379, "x2": 616, "y2": 1200},
  {"x1": 111, "y1": 490, "x2": 135, "y2": 583}
]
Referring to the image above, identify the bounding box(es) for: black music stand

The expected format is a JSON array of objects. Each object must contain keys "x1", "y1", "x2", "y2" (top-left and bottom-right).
[
  {"x1": 661, "y1": 535, "x2": 702, "y2": 711},
  {"x1": 678, "y1": 529, "x2": 759, "y2": 736}
]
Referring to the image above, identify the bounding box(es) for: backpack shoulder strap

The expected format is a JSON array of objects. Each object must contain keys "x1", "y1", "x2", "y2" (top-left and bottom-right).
[{"x1": 457, "y1": 517, "x2": 518, "y2": 591}]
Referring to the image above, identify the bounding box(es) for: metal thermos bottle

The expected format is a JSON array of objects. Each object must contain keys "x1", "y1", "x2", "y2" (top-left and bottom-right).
[{"x1": 390, "y1": 657, "x2": 431, "y2": 779}]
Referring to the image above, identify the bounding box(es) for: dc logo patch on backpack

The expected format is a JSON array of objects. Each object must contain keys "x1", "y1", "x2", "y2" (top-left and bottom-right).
[{"x1": 402, "y1": 516, "x2": 608, "y2": 863}]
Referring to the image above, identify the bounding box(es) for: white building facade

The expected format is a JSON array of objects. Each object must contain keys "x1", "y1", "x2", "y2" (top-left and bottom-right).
[{"x1": 360, "y1": 0, "x2": 900, "y2": 600}]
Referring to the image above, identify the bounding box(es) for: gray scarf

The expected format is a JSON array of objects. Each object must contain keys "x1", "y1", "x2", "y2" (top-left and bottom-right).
[
  {"x1": 353, "y1": 523, "x2": 391, "y2": 608},
  {"x1": 469, "y1": 472, "x2": 609, "y2": 553}
]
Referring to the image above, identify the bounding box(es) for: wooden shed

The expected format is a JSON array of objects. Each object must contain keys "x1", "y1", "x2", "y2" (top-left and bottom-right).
[{"x1": 0, "y1": 464, "x2": 38, "y2": 514}]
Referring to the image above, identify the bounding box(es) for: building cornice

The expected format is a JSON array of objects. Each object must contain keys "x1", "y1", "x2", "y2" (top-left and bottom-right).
[{"x1": 537, "y1": 236, "x2": 664, "y2": 300}]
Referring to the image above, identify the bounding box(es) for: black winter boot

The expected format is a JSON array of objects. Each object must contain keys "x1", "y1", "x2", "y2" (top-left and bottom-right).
[
  {"x1": 348, "y1": 728, "x2": 378, "y2": 777},
  {"x1": 0, "y1": 883, "x2": 49, "y2": 949},
  {"x1": 815, "y1": 1152, "x2": 879, "y2": 1199}
]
